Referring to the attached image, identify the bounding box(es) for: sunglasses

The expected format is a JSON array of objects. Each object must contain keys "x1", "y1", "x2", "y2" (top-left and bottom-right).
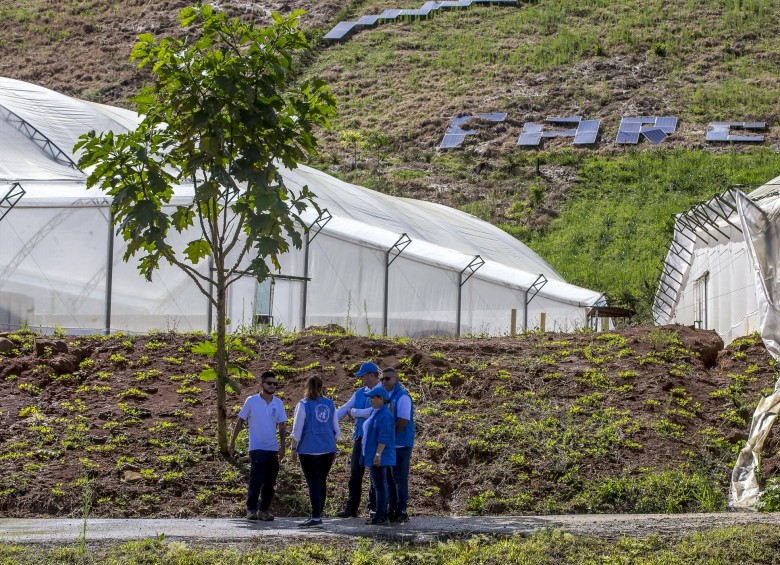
[
  {"x1": 381, "y1": 376, "x2": 394, "y2": 382},
  {"x1": 264, "y1": 382, "x2": 278, "y2": 387}
]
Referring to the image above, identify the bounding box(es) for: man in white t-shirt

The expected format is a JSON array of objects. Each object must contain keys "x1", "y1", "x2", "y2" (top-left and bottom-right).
[{"x1": 229, "y1": 371, "x2": 288, "y2": 521}]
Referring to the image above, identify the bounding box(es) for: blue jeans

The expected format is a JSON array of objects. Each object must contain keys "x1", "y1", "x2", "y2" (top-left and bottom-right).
[
  {"x1": 389, "y1": 446, "x2": 413, "y2": 516},
  {"x1": 299, "y1": 452, "x2": 336, "y2": 519},
  {"x1": 247, "y1": 449, "x2": 279, "y2": 512},
  {"x1": 368, "y1": 465, "x2": 390, "y2": 520}
]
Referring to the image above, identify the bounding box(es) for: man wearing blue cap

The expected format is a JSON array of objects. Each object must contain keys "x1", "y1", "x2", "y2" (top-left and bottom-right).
[{"x1": 335, "y1": 361, "x2": 380, "y2": 518}]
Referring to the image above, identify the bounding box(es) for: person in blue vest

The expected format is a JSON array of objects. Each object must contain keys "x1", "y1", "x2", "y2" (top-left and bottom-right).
[
  {"x1": 361, "y1": 385, "x2": 396, "y2": 525},
  {"x1": 335, "y1": 362, "x2": 380, "y2": 518},
  {"x1": 290, "y1": 375, "x2": 340, "y2": 528},
  {"x1": 381, "y1": 367, "x2": 415, "y2": 523}
]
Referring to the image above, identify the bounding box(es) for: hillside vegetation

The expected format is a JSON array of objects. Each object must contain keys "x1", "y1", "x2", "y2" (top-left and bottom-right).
[
  {"x1": 0, "y1": 326, "x2": 776, "y2": 518},
  {"x1": 3, "y1": 0, "x2": 780, "y2": 315}
]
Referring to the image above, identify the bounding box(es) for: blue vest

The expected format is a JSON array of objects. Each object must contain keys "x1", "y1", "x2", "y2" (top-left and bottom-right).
[
  {"x1": 361, "y1": 405, "x2": 396, "y2": 467},
  {"x1": 389, "y1": 384, "x2": 415, "y2": 448},
  {"x1": 297, "y1": 398, "x2": 337, "y2": 455},
  {"x1": 352, "y1": 389, "x2": 371, "y2": 440}
]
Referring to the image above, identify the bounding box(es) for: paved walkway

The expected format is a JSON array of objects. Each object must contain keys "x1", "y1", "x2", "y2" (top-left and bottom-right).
[{"x1": 3, "y1": 513, "x2": 780, "y2": 544}]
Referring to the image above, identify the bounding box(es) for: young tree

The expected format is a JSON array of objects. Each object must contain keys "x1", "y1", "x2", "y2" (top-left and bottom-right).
[{"x1": 75, "y1": 5, "x2": 336, "y2": 455}]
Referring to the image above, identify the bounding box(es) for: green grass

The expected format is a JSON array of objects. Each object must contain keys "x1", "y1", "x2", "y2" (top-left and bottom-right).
[
  {"x1": 3, "y1": 525, "x2": 780, "y2": 563},
  {"x1": 525, "y1": 149, "x2": 780, "y2": 319}
]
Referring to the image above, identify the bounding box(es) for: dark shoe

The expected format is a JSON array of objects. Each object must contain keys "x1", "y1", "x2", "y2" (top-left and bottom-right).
[
  {"x1": 257, "y1": 510, "x2": 274, "y2": 521},
  {"x1": 368, "y1": 517, "x2": 390, "y2": 526},
  {"x1": 246, "y1": 510, "x2": 259, "y2": 520},
  {"x1": 396, "y1": 513, "x2": 409, "y2": 523},
  {"x1": 336, "y1": 509, "x2": 357, "y2": 518},
  {"x1": 368, "y1": 510, "x2": 376, "y2": 520},
  {"x1": 297, "y1": 517, "x2": 323, "y2": 528}
]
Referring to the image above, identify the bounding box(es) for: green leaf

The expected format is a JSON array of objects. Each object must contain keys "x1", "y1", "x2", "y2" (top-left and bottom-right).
[
  {"x1": 184, "y1": 239, "x2": 211, "y2": 264},
  {"x1": 198, "y1": 368, "x2": 217, "y2": 382},
  {"x1": 192, "y1": 340, "x2": 217, "y2": 357},
  {"x1": 225, "y1": 376, "x2": 241, "y2": 395}
]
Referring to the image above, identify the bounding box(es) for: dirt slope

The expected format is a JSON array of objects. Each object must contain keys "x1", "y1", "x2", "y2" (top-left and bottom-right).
[{"x1": 0, "y1": 325, "x2": 776, "y2": 518}]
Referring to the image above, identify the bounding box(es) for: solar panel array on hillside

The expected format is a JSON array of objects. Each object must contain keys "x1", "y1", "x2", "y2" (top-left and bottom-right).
[
  {"x1": 324, "y1": 0, "x2": 517, "y2": 42},
  {"x1": 439, "y1": 113, "x2": 508, "y2": 149},
  {"x1": 706, "y1": 122, "x2": 766, "y2": 143},
  {"x1": 616, "y1": 117, "x2": 677, "y2": 145},
  {"x1": 517, "y1": 117, "x2": 601, "y2": 146}
]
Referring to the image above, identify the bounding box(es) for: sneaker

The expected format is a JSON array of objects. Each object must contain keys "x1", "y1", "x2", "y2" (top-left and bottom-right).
[
  {"x1": 396, "y1": 513, "x2": 409, "y2": 523},
  {"x1": 258, "y1": 510, "x2": 275, "y2": 521},
  {"x1": 246, "y1": 510, "x2": 259, "y2": 520},
  {"x1": 298, "y1": 517, "x2": 323, "y2": 528},
  {"x1": 368, "y1": 510, "x2": 376, "y2": 520},
  {"x1": 336, "y1": 509, "x2": 357, "y2": 518}
]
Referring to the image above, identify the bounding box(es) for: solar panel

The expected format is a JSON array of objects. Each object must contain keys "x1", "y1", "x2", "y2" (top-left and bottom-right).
[
  {"x1": 574, "y1": 120, "x2": 600, "y2": 144},
  {"x1": 378, "y1": 8, "x2": 402, "y2": 20},
  {"x1": 655, "y1": 117, "x2": 677, "y2": 133},
  {"x1": 517, "y1": 123, "x2": 543, "y2": 146},
  {"x1": 356, "y1": 15, "x2": 380, "y2": 26},
  {"x1": 616, "y1": 119, "x2": 641, "y2": 144},
  {"x1": 439, "y1": 133, "x2": 468, "y2": 149},
  {"x1": 450, "y1": 116, "x2": 473, "y2": 129},
  {"x1": 641, "y1": 127, "x2": 667, "y2": 145},
  {"x1": 323, "y1": 21, "x2": 357, "y2": 41},
  {"x1": 706, "y1": 123, "x2": 730, "y2": 142},
  {"x1": 743, "y1": 122, "x2": 766, "y2": 129},
  {"x1": 547, "y1": 116, "x2": 582, "y2": 124},
  {"x1": 477, "y1": 112, "x2": 508, "y2": 122},
  {"x1": 729, "y1": 134, "x2": 765, "y2": 142},
  {"x1": 542, "y1": 128, "x2": 577, "y2": 138}
]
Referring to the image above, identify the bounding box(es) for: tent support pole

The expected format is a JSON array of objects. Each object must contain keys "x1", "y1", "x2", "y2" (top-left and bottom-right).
[
  {"x1": 104, "y1": 205, "x2": 114, "y2": 336},
  {"x1": 383, "y1": 234, "x2": 411, "y2": 336},
  {"x1": 523, "y1": 290, "x2": 528, "y2": 331},
  {"x1": 300, "y1": 209, "x2": 332, "y2": 332},
  {"x1": 456, "y1": 255, "x2": 484, "y2": 337}
]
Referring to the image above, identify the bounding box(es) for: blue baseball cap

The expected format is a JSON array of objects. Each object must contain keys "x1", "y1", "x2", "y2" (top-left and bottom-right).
[
  {"x1": 364, "y1": 385, "x2": 390, "y2": 400},
  {"x1": 354, "y1": 362, "x2": 380, "y2": 376}
]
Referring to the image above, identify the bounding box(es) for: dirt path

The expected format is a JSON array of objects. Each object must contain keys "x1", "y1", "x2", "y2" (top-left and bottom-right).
[{"x1": 3, "y1": 513, "x2": 780, "y2": 545}]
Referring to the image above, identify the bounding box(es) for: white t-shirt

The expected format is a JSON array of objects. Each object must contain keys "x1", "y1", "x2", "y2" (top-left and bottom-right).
[{"x1": 238, "y1": 394, "x2": 288, "y2": 451}]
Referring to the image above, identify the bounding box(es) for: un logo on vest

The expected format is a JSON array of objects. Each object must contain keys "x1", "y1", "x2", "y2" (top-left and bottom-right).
[{"x1": 315, "y1": 404, "x2": 330, "y2": 423}]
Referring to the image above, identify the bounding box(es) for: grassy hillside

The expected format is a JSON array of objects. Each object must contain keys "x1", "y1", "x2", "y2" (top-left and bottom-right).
[{"x1": 3, "y1": 0, "x2": 780, "y2": 317}]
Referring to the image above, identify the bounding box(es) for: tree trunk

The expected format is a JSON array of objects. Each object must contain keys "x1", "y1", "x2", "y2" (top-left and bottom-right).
[{"x1": 215, "y1": 272, "x2": 229, "y2": 456}]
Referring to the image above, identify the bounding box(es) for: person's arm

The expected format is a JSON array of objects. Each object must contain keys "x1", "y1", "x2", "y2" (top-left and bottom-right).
[
  {"x1": 228, "y1": 417, "x2": 246, "y2": 456},
  {"x1": 332, "y1": 408, "x2": 341, "y2": 440},
  {"x1": 374, "y1": 411, "x2": 394, "y2": 466},
  {"x1": 395, "y1": 395, "x2": 412, "y2": 433},
  {"x1": 278, "y1": 422, "x2": 288, "y2": 461},
  {"x1": 336, "y1": 392, "x2": 357, "y2": 420},
  {"x1": 290, "y1": 402, "x2": 305, "y2": 462},
  {"x1": 373, "y1": 442, "x2": 386, "y2": 467},
  {"x1": 349, "y1": 406, "x2": 373, "y2": 419}
]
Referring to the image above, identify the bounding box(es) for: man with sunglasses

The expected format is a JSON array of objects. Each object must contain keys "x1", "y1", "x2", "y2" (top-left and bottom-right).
[
  {"x1": 381, "y1": 367, "x2": 415, "y2": 523},
  {"x1": 229, "y1": 371, "x2": 288, "y2": 521}
]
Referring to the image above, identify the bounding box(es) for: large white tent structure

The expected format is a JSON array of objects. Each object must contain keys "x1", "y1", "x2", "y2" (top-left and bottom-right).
[
  {"x1": 653, "y1": 174, "x2": 780, "y2": 510},
  {"x1": 0, "y1": 77, "x2": 604, "y2": 335}
]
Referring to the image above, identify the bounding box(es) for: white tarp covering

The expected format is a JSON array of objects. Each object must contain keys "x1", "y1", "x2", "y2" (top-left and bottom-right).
[
  {"x1": 653, "y1": 178, "x2": 780, "y2": 510},
  {"x1": 0, "y1": 77, "x2": 603, "y2": 335}
]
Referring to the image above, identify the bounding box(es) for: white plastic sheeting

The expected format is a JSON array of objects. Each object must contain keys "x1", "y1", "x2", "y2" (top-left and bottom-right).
[
  {"x1": 653, "y1": 177, "x2": 780, "y2": 510},
  {"x1": 0, "y1": 77, "x2": 603, "y2": 335}
]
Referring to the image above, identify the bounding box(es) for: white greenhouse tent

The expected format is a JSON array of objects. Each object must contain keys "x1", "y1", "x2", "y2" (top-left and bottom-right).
[
  {"x1": 653, "y1": 174, "x2": 780, "y2": 511},
  {"x1": 0, "y1": 77, "x2": 604, "y2": 336}
]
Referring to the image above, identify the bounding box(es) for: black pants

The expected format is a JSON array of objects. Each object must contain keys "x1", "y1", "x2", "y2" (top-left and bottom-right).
[
  {"x1": 299, "y1": 452, "x2": 336, "y2": 519},
  {"x1": 247, "y1": 449, "x2": 279, "y2": 512},
  {"x1": 344, "y1": 437, "x2": 376, "y2": 513}
]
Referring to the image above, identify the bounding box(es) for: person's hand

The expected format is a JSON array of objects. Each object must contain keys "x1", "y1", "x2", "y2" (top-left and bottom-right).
[
  {"x1": 278, "y1": 446, "x2": 286, "y2": 462},
  {"x1": 290, "y1": 450, "x2": 298, "y2": 463},
  {"x1": 373, "y1": 454, "x2": 381, "y2": 467}
]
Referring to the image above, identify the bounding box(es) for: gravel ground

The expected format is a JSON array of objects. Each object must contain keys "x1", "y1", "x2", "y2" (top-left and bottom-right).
[{"x1": 3, "y1": 513, "x2": 780, "y2": 545}]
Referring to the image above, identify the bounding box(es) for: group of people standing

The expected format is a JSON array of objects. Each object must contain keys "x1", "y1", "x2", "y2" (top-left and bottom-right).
[{"x1": 228, "y1": 362, "x2": 415, "y2": 527}]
